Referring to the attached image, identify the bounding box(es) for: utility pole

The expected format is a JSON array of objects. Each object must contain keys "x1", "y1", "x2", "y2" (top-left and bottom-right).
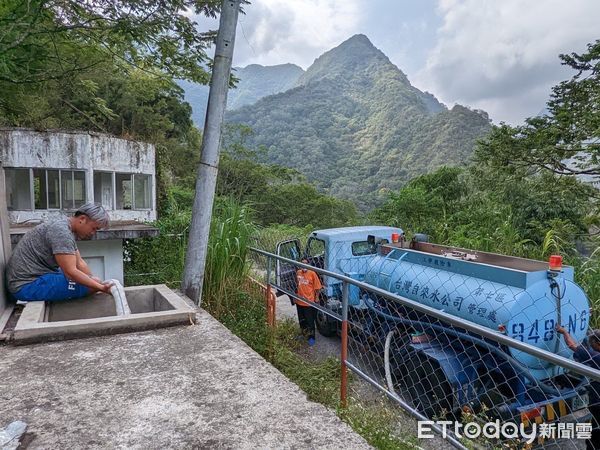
[{"x1": 181, "y1": 0, "x2": 241, "y2": 303}]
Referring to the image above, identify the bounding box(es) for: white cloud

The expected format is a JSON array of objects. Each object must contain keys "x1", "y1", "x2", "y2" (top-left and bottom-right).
[
  {"x1": 415, "y1": 0, "x2": 600, "y2": 123},
  {"x1": 233, "y1": 0, "x2": 362, "y2": 68}
]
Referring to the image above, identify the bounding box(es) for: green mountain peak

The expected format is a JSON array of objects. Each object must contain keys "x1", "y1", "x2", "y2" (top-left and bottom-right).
[
  {"x1": 298, "y1": 34, "x2": 407, "y2": 87},
  {"x1": 224, "y1": 35, "x2": 491, "y2": 210}
]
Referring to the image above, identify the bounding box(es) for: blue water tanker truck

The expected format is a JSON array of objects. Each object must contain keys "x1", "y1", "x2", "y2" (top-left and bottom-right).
[{"x1": 276, "y1": 226, "x2": 593, "y2": 428}]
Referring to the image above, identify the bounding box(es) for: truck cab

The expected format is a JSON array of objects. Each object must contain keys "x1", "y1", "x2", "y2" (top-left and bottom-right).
[{"x1": 276, "y1": 226, "x2": 403, "y2": 335}]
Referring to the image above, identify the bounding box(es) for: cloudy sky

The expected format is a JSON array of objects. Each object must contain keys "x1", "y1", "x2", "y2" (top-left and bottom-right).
[{"x1": 196, "y1": 0, "x2": 599, "y2": 124}]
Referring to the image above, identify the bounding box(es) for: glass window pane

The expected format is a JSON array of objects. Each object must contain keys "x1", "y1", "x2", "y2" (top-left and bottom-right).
[
  {"x1": 306, "y1": 238, "x2": 325, "y2": 258},
  {"x1": 33, "y1": 169, "x2": 48, "y2": 209},
  {"x1": 73, "y1": 171, "x2": 86, "y2": 208},
  {"x1": 94, "y1": 172, "x2": 113, "y2": 210},
  {"x1": 351, "y1": 241, "x2": 373, "y2": 256},
  {"x1": 116, "y1": 173, "x2": 132, "y2": 209},
  {"x1": 5, "y1": 168, "x2": 32, "y2": 210},
  {"x1": 133, "y1": 174, "x2": 151, "y2": 209},
  {"x1": 279, "y1": 242, "x2": 300, "y2": 260},
  {"x1": 61, "y1": 170, "x2": 74, "y2": 210},
  {"x1": 47, "y1": 170, "x2": 60, "y2": 208}
]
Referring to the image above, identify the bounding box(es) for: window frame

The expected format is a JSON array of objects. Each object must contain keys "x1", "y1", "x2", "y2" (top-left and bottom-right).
[
  {"x1": 5, "y1": 167, "x2": 33, "y2": 211},
  {"x1": 351, "y1": 240, "x2": 374, "y2": 256},
  {"x1": 93, "y1": 170, "x2": 116, "y2": 211},
  {"x1": 351, "y1": 239, "x2": 389, "y2": 256},
  {"x1": 61, "y1": 169, "x2": 87, "y2": 210},
  {"x1": 132, "y1": 173, "x2": 152, "y2": 210},
  {"x1": 46, "y1": 169, "x2": 61, "y2": 209},
  {"x1": 5, "y1": 167, "x2": 154, "y2": 212},
  {"x1": 105, "y1": 171, "x2": 153, "y2": 211},
  {"x1": 4, "y1": 167, "x2": 87, "y2": 211}
]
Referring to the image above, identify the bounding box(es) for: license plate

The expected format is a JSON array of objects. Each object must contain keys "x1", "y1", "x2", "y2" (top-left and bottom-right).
[{"x1": 571, "y1": 393, "x2": 589, "y2": 411}]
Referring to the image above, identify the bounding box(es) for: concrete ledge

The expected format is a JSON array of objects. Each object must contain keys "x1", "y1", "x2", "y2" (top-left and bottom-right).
[
  {"x1": 10, "y1": 222, "x2": 159, "y2": 245},
  {"x1": 12, "y1": 285, "x2": 196, "y2": 344},
  {"x1": 0, "y1": 303, "x2": 14, "y2": 340}
]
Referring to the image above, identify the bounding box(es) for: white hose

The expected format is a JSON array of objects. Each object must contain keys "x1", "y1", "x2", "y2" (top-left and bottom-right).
[
  {"x1": 384, "y1": 329, "x2": 397, "y2": 395},
  {"x1": 108, "y1": 279, "x2": 130, "y2": 316}
]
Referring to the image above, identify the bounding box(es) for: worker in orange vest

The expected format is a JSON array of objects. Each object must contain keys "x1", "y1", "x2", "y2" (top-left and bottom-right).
[{"x1": 295, "y1": 257, "x2": 322, "y2": 346}]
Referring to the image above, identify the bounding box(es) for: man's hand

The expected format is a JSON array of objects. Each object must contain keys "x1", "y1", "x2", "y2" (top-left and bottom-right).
[
  {"x1": 556, "y1": 324, "x2": 579, "y2": 351},
  {"x1": 98, "y1": 281, "x2": 114, "y2": 294}
]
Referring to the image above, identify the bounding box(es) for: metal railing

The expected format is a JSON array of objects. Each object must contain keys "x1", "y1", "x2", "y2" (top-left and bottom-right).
[{"x1": 249, "y1": 246, "x2": 600, "y2": 449}]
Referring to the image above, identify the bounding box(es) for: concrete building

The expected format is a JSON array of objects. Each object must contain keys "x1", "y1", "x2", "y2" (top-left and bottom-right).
[{"x1": 0, "y1": 128, "x2": 158, "y2": 294}]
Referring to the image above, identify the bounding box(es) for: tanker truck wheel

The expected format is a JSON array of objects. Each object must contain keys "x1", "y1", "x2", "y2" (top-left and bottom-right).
[
  {"x1": 316, "y1": 295, "x2": 338, "y2": 337},
  {"x1": 396, "y1": 351, "x2": 454, "y2": 419},
  {"x1": 316, "y1": 310, "x2": 337, "y2": 337}
]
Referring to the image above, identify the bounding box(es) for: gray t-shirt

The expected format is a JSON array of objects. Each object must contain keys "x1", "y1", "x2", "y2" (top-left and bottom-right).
[{"x1": 7, "y1": 217, "x2": 77, "y2": 293}]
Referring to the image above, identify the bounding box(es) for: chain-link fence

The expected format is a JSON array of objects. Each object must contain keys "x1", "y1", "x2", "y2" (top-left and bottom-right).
[{"x1": 248, "y1": 227, "x2": 600, "y2": 449}]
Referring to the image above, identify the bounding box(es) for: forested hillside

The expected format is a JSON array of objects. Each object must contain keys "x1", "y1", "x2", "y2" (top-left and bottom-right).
[
  {"x1": 2, "y1": 1, "x2": 597, "y2": 322},
  {"x1": 179, "y1": 63, "x2": 304, "y2": 125},
  {"x1": 226, "y1": 34, "x2": 491, "y2": 210}
]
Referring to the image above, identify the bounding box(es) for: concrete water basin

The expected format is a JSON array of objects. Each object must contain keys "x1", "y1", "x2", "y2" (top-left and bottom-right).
[{"x1": 12, "y1": 284, "x2": 195, "y2": 343}]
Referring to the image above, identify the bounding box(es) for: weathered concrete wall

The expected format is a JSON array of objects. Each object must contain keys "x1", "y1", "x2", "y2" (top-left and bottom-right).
[
  {"x1": 0, "y1": 128, "x2": 154, "y2": 173},
  {"x1": 78, "y1": 239, "x2": 124, "y2": 283},
  {"x1": 9, "y1": 208, "x2": 155, "y2": 224},
  {"x1": 0, "y1": 128, "x2": 156, "y2": 223},
  {"x1": 0, "y1": 164, "x2": 12, "y2": 329},
  {"x1": 88, "y1": 134, "x2": 154, "y2": 173}
]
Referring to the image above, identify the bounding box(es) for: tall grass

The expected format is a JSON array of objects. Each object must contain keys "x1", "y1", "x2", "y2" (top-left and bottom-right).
[
  {"x1": 202, "y1": 199, "x2": 256, "y2": 317},
  {"x1": 124, "y1": 197, "x2": 255, "y2": 307},
  {"x1": 252, "y1": 223, "x2": 312, "y2": 252}
]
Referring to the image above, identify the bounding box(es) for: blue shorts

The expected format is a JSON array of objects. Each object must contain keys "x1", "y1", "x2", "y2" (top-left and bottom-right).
[{"x1": 13, "y1": 270, "x2": 91, "y2": 302}]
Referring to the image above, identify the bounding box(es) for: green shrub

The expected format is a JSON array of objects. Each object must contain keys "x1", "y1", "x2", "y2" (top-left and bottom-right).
[
  {"x1": 203, "y1": 199, "x2": 256, "y2": 316},
  {"x1": 124, "y1": 197, "x2": 255, "y2": 306},
  {"x1": 124, "y1": 209, "x2": 190, "y2": 287}
]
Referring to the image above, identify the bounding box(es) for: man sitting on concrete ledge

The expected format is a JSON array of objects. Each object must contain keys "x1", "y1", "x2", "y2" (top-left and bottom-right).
[{"x1": 7, "y1": 203, "x2": 114, "y2": 302}]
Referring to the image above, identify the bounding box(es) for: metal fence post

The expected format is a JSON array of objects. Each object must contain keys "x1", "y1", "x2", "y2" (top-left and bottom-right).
[
  {"x1": 340, "y1": 280, "x2": 349, "y2": 408},
  {"x1": 265, "y1": 255, "x2": 275, "y2": 328}
]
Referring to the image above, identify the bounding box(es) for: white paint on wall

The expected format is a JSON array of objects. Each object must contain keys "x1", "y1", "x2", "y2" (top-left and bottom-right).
[
  {"x1": 84, "y1": 256, "x2": 105, "y2": 281},
  {"x1": 77, "y1": 239, "x2": 124, "y2": 284},
  {"x1": 0, "y1": 163, "x2": 11, "y2": 323},
  {"x1": 8, "y1": 208, "x2": 155, "y2": 225}
]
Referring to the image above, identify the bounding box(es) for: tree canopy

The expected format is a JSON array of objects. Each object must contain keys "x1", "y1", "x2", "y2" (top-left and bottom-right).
[
  {"x1": 372, "y1": 39, "x2": 600, "y2": 281},
  {"x1": 0, "y1": 0, "x2": 222, "y2": 85},
  {"x1": 216, "y1": 125, "x2": 359, "y2": 229},
  {"x1": 475, "y1": 40, "x2": 600, "y2": 178}
]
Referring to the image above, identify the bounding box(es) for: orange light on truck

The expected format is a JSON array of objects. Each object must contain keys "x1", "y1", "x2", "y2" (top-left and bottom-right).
[{"x1": 549, "y1": 255, "x2": 563, "y2": 271}]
